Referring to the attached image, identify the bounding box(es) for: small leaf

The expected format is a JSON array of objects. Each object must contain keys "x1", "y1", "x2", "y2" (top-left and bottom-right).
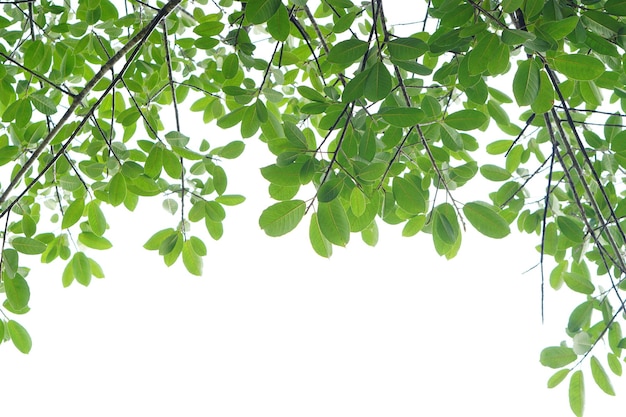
[
  {"x1": 4, "y1": 274, "x2": 30, "y2": 310},
  {"x1": 569, "y1": 370, "x2": 585, "y2": 417},
  {"x1": 590, "y1": 356, "x2": 615, "y2": 396},
  {"x1": 393, "y1": 177, "x2": 426, "y2": 214},
  {"x1": 564, "y1": 272, "x2": 595, "y2": 295},
  {"x1": 7, "y1": 320, "x2": 32, "y2": 354},
  {"x1": 72, "y1": 252, "x2": 92, "y2": 286},
  {"x1": 259, "y1": 200, "x2": 305, "y2": 237},
  {"x1": 548, "y1": 369, "x2": 570, "y2": 388},
  {"x1": 88, "y1": 202, "x2": 107, "y2": 236},
  {"x1": 108, "y1": 173, "x2": 127, "y2": 206},
  {"x1": 540, "y1": 346, "x2": 577, "y2": 368},
  {"x1": 318, "y1": 178, "x2": 343, "y2": 203},
  {"x1": 220, "y1": 141, "x2": 245, "y2": 159},
  {"x1": 462, "y1": 202, "x2": 510, "y2": 239},
  {"x1": 557, "y1": 216, "x2": 585, "y2": 243}
]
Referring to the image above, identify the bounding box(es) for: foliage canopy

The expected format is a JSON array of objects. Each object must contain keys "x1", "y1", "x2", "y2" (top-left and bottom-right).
[{"x1": 2, "y1": 0, "x2": 626, "y2": 413}]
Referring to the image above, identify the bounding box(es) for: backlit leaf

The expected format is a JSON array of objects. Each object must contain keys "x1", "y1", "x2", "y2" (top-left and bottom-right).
[
  {"x1": 8, "y1": 320, "x2": 31, "y2": 354},
  {"x1": 590, "y1": 356, "x2": 615, "y2": 396},
  {"x1": 309, "y1": 213, "x2": 332, "y2": 257},
  {"x1": 327, "y1": 39, "x2": 368, "y2": 66},
  {"x1": 317, "y1": 200, "x2": 350, "y2": 247},
  {"x1": 540, "y1": 346, "x2": 577, "y2": 368},
  {"x1": 444, "y1": 109, "x2": 487, "y2": 131},
  {"x1": 513, "y1": 59, "x2": 540, "y2": 106},
  {"x1": 12, "y1": 237, "x2": 47, "y2": 255},
  {"x1": 552, "y1": 54, "x2": 605, "y2": 80},
  {"x1": 246, "y1": 0, "x2": 280, "y2": 24},
  {"x1": 259, "y1": 200, "x2": 305, "y2": 237},
  {"x1": 569, "y1": 370, "x2": 584, "y2": 417},
  {"x1": 462, "y1": 202, "x2": 510, "y2": 238}
]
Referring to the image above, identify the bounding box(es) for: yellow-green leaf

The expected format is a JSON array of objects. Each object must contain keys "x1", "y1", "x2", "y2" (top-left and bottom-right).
[
  {"x1": 462, "y1": 202, "x2": 510, "y2": 238},
  {"x1": 259, "y1": 200, "x2": 305, "y2": 237},
  {"x1": 8, "y1": 320, "x2": 31, "y2": 354},
  {"x1": 590, "y1": 356, "x2": 615, "y2": 396},
  {"x1": 569, "y1": 370, "x2": 585, "y2": 417},
  {"x1": 553, "y1": 54, "x2": 605, "y2": 81}
]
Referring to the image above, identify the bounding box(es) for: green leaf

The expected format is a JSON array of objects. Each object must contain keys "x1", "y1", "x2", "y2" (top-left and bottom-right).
[
  {"x1": 317, "y1": 200, "x2": 350, "y2": 247},
  {"x1": 182, "y1": 240, "x2": 203, "y2": 276},
  {"x1": 564, "y1": 272, "x2": 595, "y2": 295},
  {"x1": 108, "y1": 173, "x2": 127, "y2": 207},
  {"x1": 569, "y1": 370, "x2": 585, "y2": 417},
  {"x1": 259, "y1": 200, "x2": 305, "y2": 237},
  {"x1": 267, "y1": 3, "x2": 290, "y2": 41},
  {"x1": 540, "y1": 346, "x2": 577, "y2": 368},
  {"x1": 78, "y1": 232, "x2": 113, "y2": 250},
  {"x1": 30, "y1": 93, "x2": 57, "y2": 115},
  {"x1": 222, "y1": 54, "x2": 239, "y2": 79},
  {"x1": 444, "y1": 110, "x2": 487, "y2": 131},
  {"x1": 72, "y1": 252, "x2": 92, "y2": 286},
  {"x1": 590, "y1": 356, "x2": 615, "y2": 396},
  {"x1": 220, "y1": 141, "x2": 245, "y2": 159},
  {"x1": 432, "y1": 203, "x2": 460, "y2": 255},
  {"x1": 144, "y1": 228, "x2": 176, "y2": 250},
  {"x1": 318, "y1": 178, "x2": 343, "y2": 203},
  {"x1": 364, "y1": 62, "x2": 392, "y2": 102},
  {"x1": 245, "y1": 0, "x2": 280, "y2": 24},
  {"x1": 548, "y1": 369, "x2": 570, "y2": 388},
  {"x1": 530, "y1": 70, "x2": 554, "y2": 114},
  {"x1": 88, "y1": 202, "x2": 106, "y2": 236},
  {"x1": 513, "y1": 59, "x2": 540, "y2": 106},
  {"x1": 552, "y1": 54, "x2": 605, "y2": 81},
  {"x1": 4, "y1": 274, "x2": 30, "y2": 310},
  {"x1": 402, "y1": 215, "x2": 426, "y2": 237},
  {"x1": 8, "y1": 320, "x2": 32, "y2": 354},
  {"x1": 480, "y1": 164, "x2": 511, "y2": 181},
  {"x1": 557, "y1": 216, "x2": 585, "y2": 243},
  {"x1": 387, "y1": 37, "x2": 428, "y2": 60},
  {"x1": 605, "y1": 0, "x2": 626, "y2": 15},
  {"x1": 62, "y1": 197, "x2": 84, "y2": 228},
  {"x1": 342, "y1": 68, "x2": 371, "y2": 103},
  {"x1": 12, "y1": 237, "x2": 47, "y2": 255},
  {"x1": 309, "y1": 213, "x2": 332, "y2": 257},
  {"x1": 327, "y1": 39, "x2": 368, "y2": 66},
  {"x1": 462, "y1": 202, "x2": 510, "y2": 239},
  {"x1": 379, "y1": 107, "x2": 425, "y2": 127},
  {"x1": 568, "y1": 301, "x2": 593, "y2": 333},
  {"x1": 392, "y1": 177, "x2": 426, "y2": 214}
]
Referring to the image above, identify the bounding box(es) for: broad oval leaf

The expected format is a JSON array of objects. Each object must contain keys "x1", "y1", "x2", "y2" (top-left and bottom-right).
[
  {"x1": 564, "y1": 272, "x2": 595, "y2": 295},
  {"x1": 462, "y1": 202, "x2": 510, "y2": 239},
  {"x1": 11, "y1": 237, "x2": 47, "y2": 255},
  {"x1": 364, "y1": 62, "x2": 392, "y2": 102},
  {"x1": 553, "y1": 54, "x2": 605, "y2": 81},
  {"x1": 182, "y1": 240, "x2": 203, "y2": 276},
  {"x1": 246, "y1": 0, "x2": 281, "y2": 24},
  {"x1": 548, "y1": 369, "x2": 570, "y2": 389},
  {"x1": 259, "y1": 200, "x2": 305, "y2": 237},
  {"x1": 540, "y1": 346, "x2": 577, "y2": 368},
  {"x1": 317, "y1": 200, "x2": 350, "y2": 247},
  {"x1": 387, "y1": 37, "x2": 428, "y2": 60},
  {"x1": 392, "y1": 177, "x2": 426, "y2": 214},
  {"x1": 444, "y1": 109, "x2": 487, "y2": 131},
  {"x1": 327, "y1": 39, "x2": 368, "y2": 66},
  {"x1": 557, "y1": 215, "x2": 585, "y2": 243},
  {"x1": 8, "y1": 320, "x2": 32, "y2": 354},
  {"x1": 4, "y1": 274, "x2": 30, "y2": 310},
  {"x1": 379, "y1": 107, "x2": 424, "y2": 127},
  {"x1": 513, "y1": 59, "x2": 540, "y2": 106}
]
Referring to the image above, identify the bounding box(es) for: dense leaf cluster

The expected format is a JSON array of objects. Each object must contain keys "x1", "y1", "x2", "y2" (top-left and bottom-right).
[{"x1": 1, "y1": 0, "x2": 626, "y2": 413}]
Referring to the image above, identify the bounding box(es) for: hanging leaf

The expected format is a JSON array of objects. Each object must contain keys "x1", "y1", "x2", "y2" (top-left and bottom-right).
[
  {"x1": 309, "y1": 213, "x2": 332, "y2": 258},
  {"x1": 364, "y1": 62, "x2": 392, "y2": 102},
  {"x1": 11, "y1": 237, "x2": 47, "y2": 255},
  {"x1": 386, "y1": 37, "x2": 428, "y2": 60},
  {"x1": 4, "y1": 274, "x2": 30, "y2": 310},
  {"x1": 259, "y1": 200, "x2": 305, "y2": 237},
  {"x1": 548, "y1": 369, "x2": 570, "y2": 388},
  {"x1": 569, "y1": 370, "x2": 585, "y2": 417},
  {"x1": 392, "y1": 177, "x2": 426, "y2": 214},
  {"x1": 462, "y1": 202, "x2": 510, "y2": 238},
  {"x1": 7, "y1": 320, "x2": 32, "y2": 354},
  {"x1": 590, "y1": 356, "x2": 615, "y2": 396},
  {"x1": 513, "y1": 59, "x2": 540, "y2": 106},
  {"x1": 317, "y1": 200, "x2": 350, "y2": 247},
  {"x1": 182, "y1": 240, "x2": 203, "y2": 276},
  {"x1": 379, "y1": 107, "x2": 425, "y2": 127}
]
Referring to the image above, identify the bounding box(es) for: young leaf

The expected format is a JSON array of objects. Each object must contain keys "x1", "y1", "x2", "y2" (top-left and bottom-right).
[
  {"x1": 259, "y1": 200, "x2": 305, "y2": 237},
  {"x1": 569, "y1": 370, "x2": 585, "y2": 417},
  {"x1": 540, "y1": 346, "x2": 577, "y2": 368},
  {"x1": 62, "y1": 197, "x2": 85, "y2": 228},
  {"x1": 548, "y1": 369, "x2": 570, "y2": 388},
  {"x1": 7, "y1": 320, "x2": 32, "y2": 354},
  {"x1": 4, "y1": 274, "x2": 30, "y2": 310},
  {"x1": 590, "y1": 356, "x2": 615, "y2": 396},
  {"x1": 72, "y1": 252, "x2": 92, "y2": 286},
  {"x1": 108, "y1": 173, "x2": 127, "y2": 207}
]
